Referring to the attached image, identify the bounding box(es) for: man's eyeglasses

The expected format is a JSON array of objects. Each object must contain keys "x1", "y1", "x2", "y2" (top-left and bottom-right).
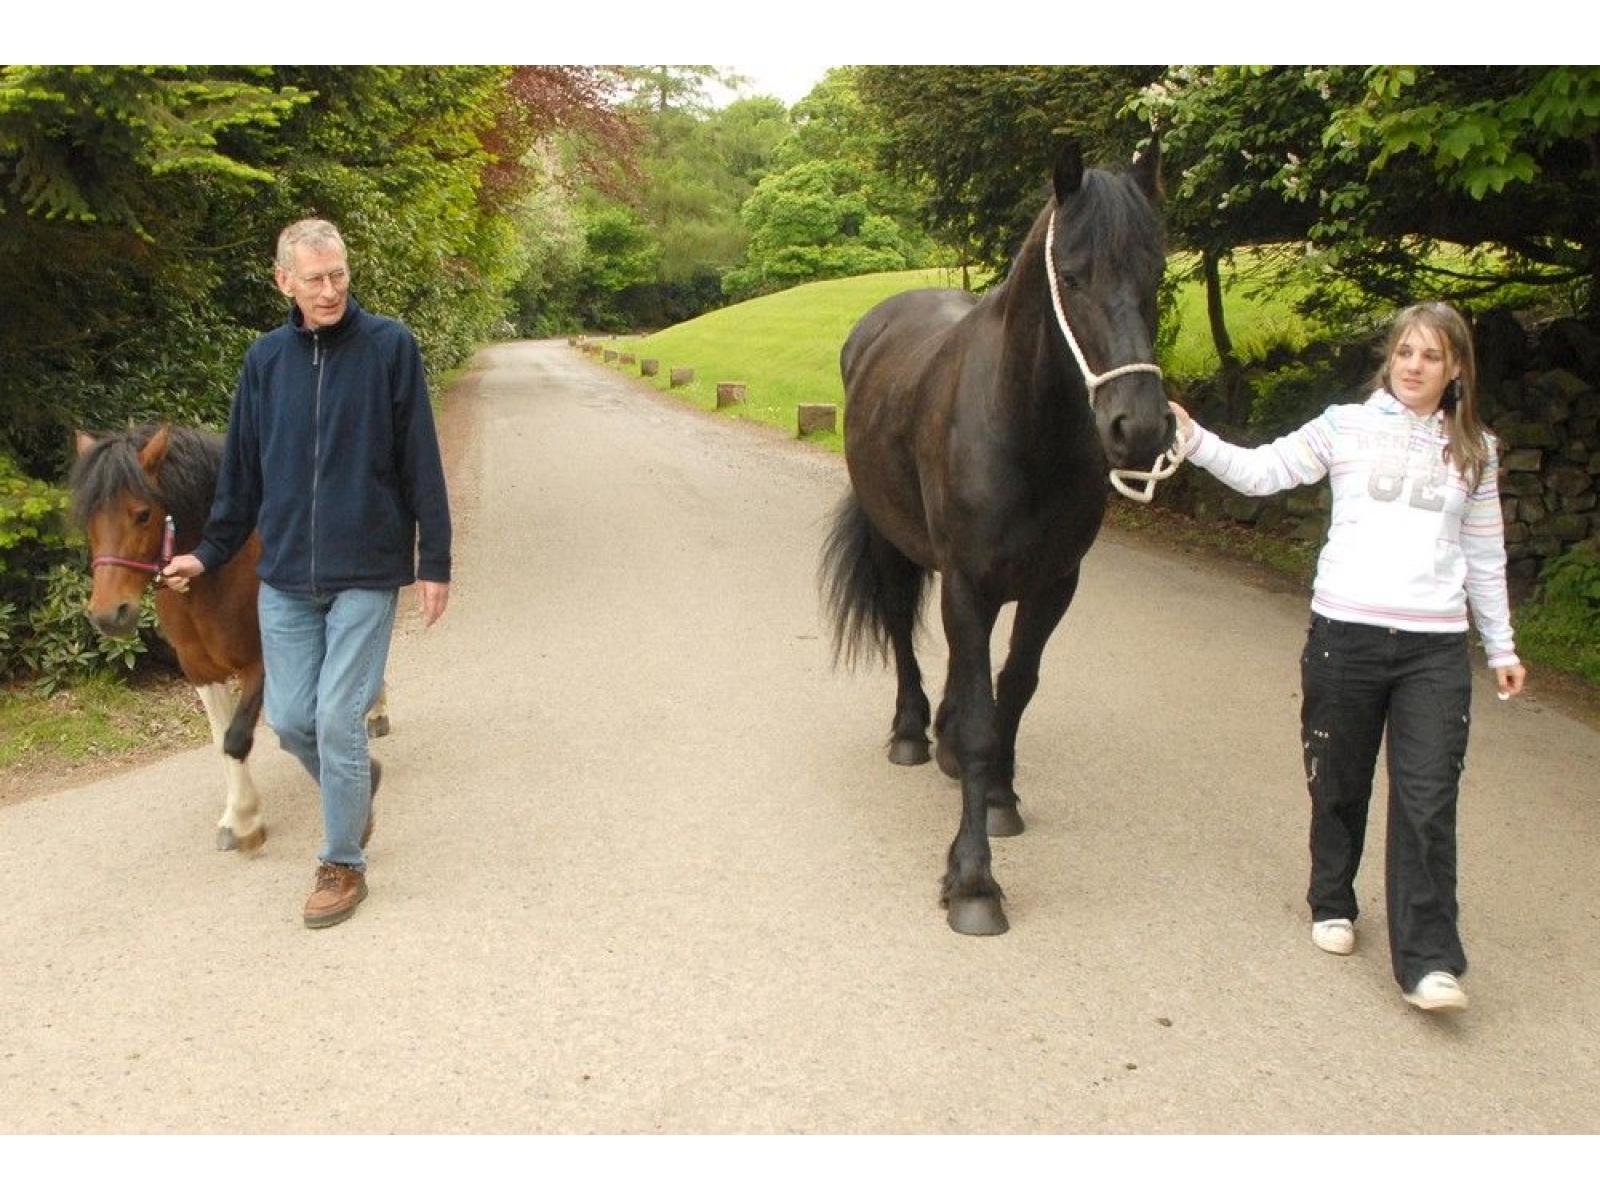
[{"x1": 294, "y1": 268, "x2": 351, "y2": 291}]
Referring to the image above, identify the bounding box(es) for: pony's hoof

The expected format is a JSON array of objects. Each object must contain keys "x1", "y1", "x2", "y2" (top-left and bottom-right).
[
  {"x1": 367, "y1": 714, "x2": 390, "y2": 739},
  {"x1": 946, "y1": 895, "x2": 1009, "y2": 936},
  {"x1": 888, "y1": 738, "x2": 930, "y2": 766},
  {"x1": 236, "y1": 825, "x2": 266, "y2": 853},
  {"x1": 935, "y1": 738, "x2": 961, "y2": 779},
  {"x1": 987, "y1": 804, "x2": 1025, "y2": 837},
  {"x1": 217, "y1": 825, "x2": 266, "y2": 853}
]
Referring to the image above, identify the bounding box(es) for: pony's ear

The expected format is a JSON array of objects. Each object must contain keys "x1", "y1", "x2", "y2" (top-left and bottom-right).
[
  {"x1": 74, "y1": 430, "x2": 98, "y2": 458},
  {"x1": 137, "y1": 425, "x2": 171, "y2": 475},
  {"x1": 1131, "y1": 134, "x2": 1162, "y2": 203},
  {"x1": 1052, "y1": 140, "x2": 1085, "y2": 203}
]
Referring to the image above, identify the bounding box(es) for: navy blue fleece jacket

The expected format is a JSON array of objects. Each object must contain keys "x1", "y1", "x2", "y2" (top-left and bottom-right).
[{"x1": 194, "y1": 297, "x2": 452, "y2": 592}]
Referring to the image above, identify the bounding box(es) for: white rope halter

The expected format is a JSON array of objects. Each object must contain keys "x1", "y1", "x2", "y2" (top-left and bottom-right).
[{"x1": 1045, "y1": 211, "x2": 1185, "y2": 503}]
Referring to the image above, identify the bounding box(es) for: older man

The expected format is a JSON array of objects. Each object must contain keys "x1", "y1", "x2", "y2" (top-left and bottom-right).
[{"x1": 165, "y1": 218, "x2": 452, "y2": 928}]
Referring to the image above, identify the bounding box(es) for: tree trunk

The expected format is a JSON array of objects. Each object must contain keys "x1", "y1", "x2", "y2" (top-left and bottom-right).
[{"x1": 1203, "y1": 248, "x2": 1246, "y2": 424}]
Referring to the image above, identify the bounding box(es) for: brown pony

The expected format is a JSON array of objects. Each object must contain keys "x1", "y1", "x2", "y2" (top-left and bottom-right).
[{"x1": 70, "y1": 424, "x2": 389, "y2": 852}]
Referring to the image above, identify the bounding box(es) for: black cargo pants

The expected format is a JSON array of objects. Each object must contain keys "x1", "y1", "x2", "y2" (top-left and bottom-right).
[{"x1": 1300, "y1": 614, "x2": 1472, "y2": 991}]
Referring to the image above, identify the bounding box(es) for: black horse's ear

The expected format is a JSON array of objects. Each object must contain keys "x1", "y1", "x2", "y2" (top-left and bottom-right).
[
  {"x1": 1131, "y1": 134, "x2": 1162, "y2": 203},
  {"x1": 1053, "y1": 140, "x2": 1085, "y2": 203}
]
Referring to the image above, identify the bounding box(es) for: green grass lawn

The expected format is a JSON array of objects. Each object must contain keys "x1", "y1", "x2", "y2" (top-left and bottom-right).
[
  {"x1": 0, "y1": 671, "x2": 206, "y2": 775},
  {"x1": 1164, "y1": 249, "x2": 1322, "y2": 379},
  {"x1": 606, "y1": 268, "x2": 971, "y2": 452}
]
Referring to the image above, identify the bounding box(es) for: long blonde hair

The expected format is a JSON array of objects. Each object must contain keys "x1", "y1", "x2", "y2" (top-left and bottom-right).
[{"x1": 1372, "y1": 301, "x2": 1492, "y2": 489}]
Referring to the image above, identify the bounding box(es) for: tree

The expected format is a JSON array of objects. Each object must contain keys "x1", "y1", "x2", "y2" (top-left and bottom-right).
[
  {"x1": 1131, "y1": 66, "x2": 1600, "y2": 327},
  {"x1": 1318, "y1": 66, "x2": 1600, "y2": 314},
  {"x1": 856, "y1": 65, "x2": 1163, "y2": 275},
  {"x1": 723, "y1": 159, "x2": 911, "y2": 298}
]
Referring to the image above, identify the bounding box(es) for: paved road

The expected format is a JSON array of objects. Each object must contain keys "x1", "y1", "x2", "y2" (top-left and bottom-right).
[{"x1": 4, "y1": 339, "x2": 1598, "y2": 1133}]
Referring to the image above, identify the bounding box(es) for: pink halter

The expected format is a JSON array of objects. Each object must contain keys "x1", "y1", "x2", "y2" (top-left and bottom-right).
[{"x1": 91, "y1": 514, "x2": 175, "y2": 581}]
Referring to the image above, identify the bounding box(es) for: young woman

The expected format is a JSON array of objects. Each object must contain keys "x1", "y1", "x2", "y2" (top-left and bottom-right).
[{"x1": 1170, "y1": 301, "x2": 1527, "y2": 1013}]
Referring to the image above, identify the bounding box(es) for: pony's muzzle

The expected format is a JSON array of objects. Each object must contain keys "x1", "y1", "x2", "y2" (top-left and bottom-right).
[{"x1": 88, "y1": 602, "x2": 140, "y2": 638}]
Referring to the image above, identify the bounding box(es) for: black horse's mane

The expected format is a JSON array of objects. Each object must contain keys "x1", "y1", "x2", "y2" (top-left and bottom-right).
[
  {"x1": 69, "y1": 424, "x2": 223, "y2": 541},
  {"x1": 1003, "y1": 164, "x2": 1165, "y2": 297}
]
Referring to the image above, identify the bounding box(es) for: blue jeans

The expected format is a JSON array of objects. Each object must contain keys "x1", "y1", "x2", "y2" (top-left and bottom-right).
[{"x1": 258, "y1": 582, "x2": 397, "y2": 870}]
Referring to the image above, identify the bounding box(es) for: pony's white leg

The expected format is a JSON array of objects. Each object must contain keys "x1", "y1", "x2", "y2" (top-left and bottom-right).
[
  {"x1": 195, "y1": 682, "x2": 265, "y2": 852},
  {"x1": 366, "y1": 679, "x2": 391, "y2": 738}
]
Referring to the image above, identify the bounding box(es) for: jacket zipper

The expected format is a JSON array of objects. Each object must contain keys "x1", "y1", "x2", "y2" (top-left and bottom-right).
[{"x1": 311, "y1": 331, "x2": 323, "y2": 593}]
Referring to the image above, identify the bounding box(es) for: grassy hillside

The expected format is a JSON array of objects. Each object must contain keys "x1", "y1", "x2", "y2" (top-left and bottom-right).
[
  {"x1": 607, "y1": 268, "x2": 969, "y2": 451},
  {"x1": 601, "y1": 259, "x2": 1313, "y2": 446}
]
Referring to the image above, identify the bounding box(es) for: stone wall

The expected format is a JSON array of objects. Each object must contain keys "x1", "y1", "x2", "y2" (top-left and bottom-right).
[{"x1": 1157, "y1": 311, "x2": 1600, "y2": 593}]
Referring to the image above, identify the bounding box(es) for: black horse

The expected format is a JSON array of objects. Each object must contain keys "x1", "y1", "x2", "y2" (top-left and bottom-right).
[{"x1": 822, "y1": 140, "x2": 1174, "y2": 936}]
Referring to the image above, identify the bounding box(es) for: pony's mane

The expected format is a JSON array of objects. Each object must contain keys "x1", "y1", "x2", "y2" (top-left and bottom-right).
[
  {"x1": 1010, "y1": 164, "x2": 1165, "y2": 292},
  {"x1": 69, "y1": 424, "x2": 223, "y2": 539}
]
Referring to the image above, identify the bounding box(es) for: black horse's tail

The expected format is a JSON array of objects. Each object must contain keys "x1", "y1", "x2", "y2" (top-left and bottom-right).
[
  {"x1": 819, "y1": 489, "x2": 930, "y2": 669},
  {"x1": 222, "y1": 674, "x2": 264, "y2": 761}
]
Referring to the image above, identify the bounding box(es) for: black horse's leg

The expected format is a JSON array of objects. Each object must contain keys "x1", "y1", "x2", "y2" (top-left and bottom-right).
[
  {"x1": 937, "y1": 570, "x2": 1008, "y2": 935},
  {"x1": 986, "y1": 568, "x2": 1081, "y2": 837},
  {"x1": 871, "y1": 531, "x2": 932, "y2": 765},
  {"x1": 933, "y1": 690, "x2": 960, "y2": 779}
]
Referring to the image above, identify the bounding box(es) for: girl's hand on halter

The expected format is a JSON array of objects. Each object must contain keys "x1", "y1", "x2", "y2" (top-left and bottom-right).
[
  {"x1": 1168, "y1": 401, "x2": 1196, "y2": 447},
  {"x1": 1495, "y1": 662, "x2": 1527, "y2": 700},
  {"x1": 160, "y1": 553, "x2": 205, "y2": 594}
]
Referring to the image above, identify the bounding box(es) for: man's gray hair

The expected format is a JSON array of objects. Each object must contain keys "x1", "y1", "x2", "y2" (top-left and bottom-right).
[{"x1": 276, "y1": 219, "x2": 347, "y2": 271}]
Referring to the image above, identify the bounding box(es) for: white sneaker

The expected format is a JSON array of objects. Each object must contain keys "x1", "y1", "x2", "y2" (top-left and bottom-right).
[
  {"x1": 1311, "y1": 918, "x2": 1355, "y2": 955},
  {"x1": 1404, "y1": 971, "x2": 1469, "y2": 1012}
]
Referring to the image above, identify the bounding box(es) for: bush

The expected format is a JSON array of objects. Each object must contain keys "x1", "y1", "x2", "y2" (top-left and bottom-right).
[
  {"x1": 1, "y1": 455, "x2": 75, "y2": 681},
  {"x1": 0, "y1": 452, "x2": 159, "y2": 690},
  {"x1": 1247, "y1": 362, "x2": 1331, "y2": 437},
  {"x1": 15, "y1": 564, "x2": 155, "y2": 696},
  {"x1": 1516, "y1": 539, "x2": 1600, "y2": 685}
]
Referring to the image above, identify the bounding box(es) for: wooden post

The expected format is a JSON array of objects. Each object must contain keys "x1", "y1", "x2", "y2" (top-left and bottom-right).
[
  {"x1": 641, "y1": 359, "x2": 659, "y2": 377},
  {"x1": 797, "y1": 404, "x2": 837, "y2": 435},
  {"x1": 670, "y1": 367, "x2": 695, "y2": 388},
  {"x1": 716, "y1": 382, "x2": 747, "y2": 409},
  {"x1": 603, "y1": 350, "x2": 618, "y2": 363},
  {"x1": 620, "y1": 353, "x2": 636, "y2": 366}
]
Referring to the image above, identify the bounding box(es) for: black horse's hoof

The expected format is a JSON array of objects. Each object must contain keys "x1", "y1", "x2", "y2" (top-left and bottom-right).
[
  {"x1": 986, "y1": 804, "x2": 1025, "y2": 837},
  {"x1": 888, "y1": 738, "x2": 930, "y2": 766},
  {"x1": 946, "y1": 895, "x2": 1009, "y2": 936},
  {"x1": 935, "y1": 738, "x2": 961, "y2": 779}
]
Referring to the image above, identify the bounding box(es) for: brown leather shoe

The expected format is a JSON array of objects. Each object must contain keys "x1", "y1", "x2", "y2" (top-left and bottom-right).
[
  {"x1": 303, "y1": 862, "x2": 368, "y2": 928},
  {"x1": 360, "y1": 758, "x2": 382, "y2": 849}
]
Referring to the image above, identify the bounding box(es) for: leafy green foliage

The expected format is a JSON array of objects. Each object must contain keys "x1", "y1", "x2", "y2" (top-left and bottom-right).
[
  {"x1": 857, "y1": 66, "x2": 1162, "y2": 274},
  {"x1": 723, "y1": 160, "x2": 914, "y2": 299},
  {"x1": 1517, "y1": 540, "x2": 1600, "y2": 685},
  {"x1": 1130, "y1": 66, "x2": 1600, "y2": 328},
  {"x1": 0, "y1": 66, "x2": 306, "y2": 229},
  {"x1": 1, "y1": 453, "x2": 155, "y2": 688},
  {"x1": 11, "y1": 564, "x2": 154, "y2": 694}
]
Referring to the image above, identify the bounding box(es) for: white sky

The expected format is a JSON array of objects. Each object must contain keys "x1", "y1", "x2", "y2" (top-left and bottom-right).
[
  {"x1": 709, "y1": 66, "x2": 835, "y2": 109},
  {"x1": 14, "y1": 3, "x2": 1566, "y2": 66}
]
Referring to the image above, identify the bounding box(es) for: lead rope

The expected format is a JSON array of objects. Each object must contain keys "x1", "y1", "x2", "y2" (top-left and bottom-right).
[{"x1": 1045, "y1": 212, "x2": 1185, "y2": 503}]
